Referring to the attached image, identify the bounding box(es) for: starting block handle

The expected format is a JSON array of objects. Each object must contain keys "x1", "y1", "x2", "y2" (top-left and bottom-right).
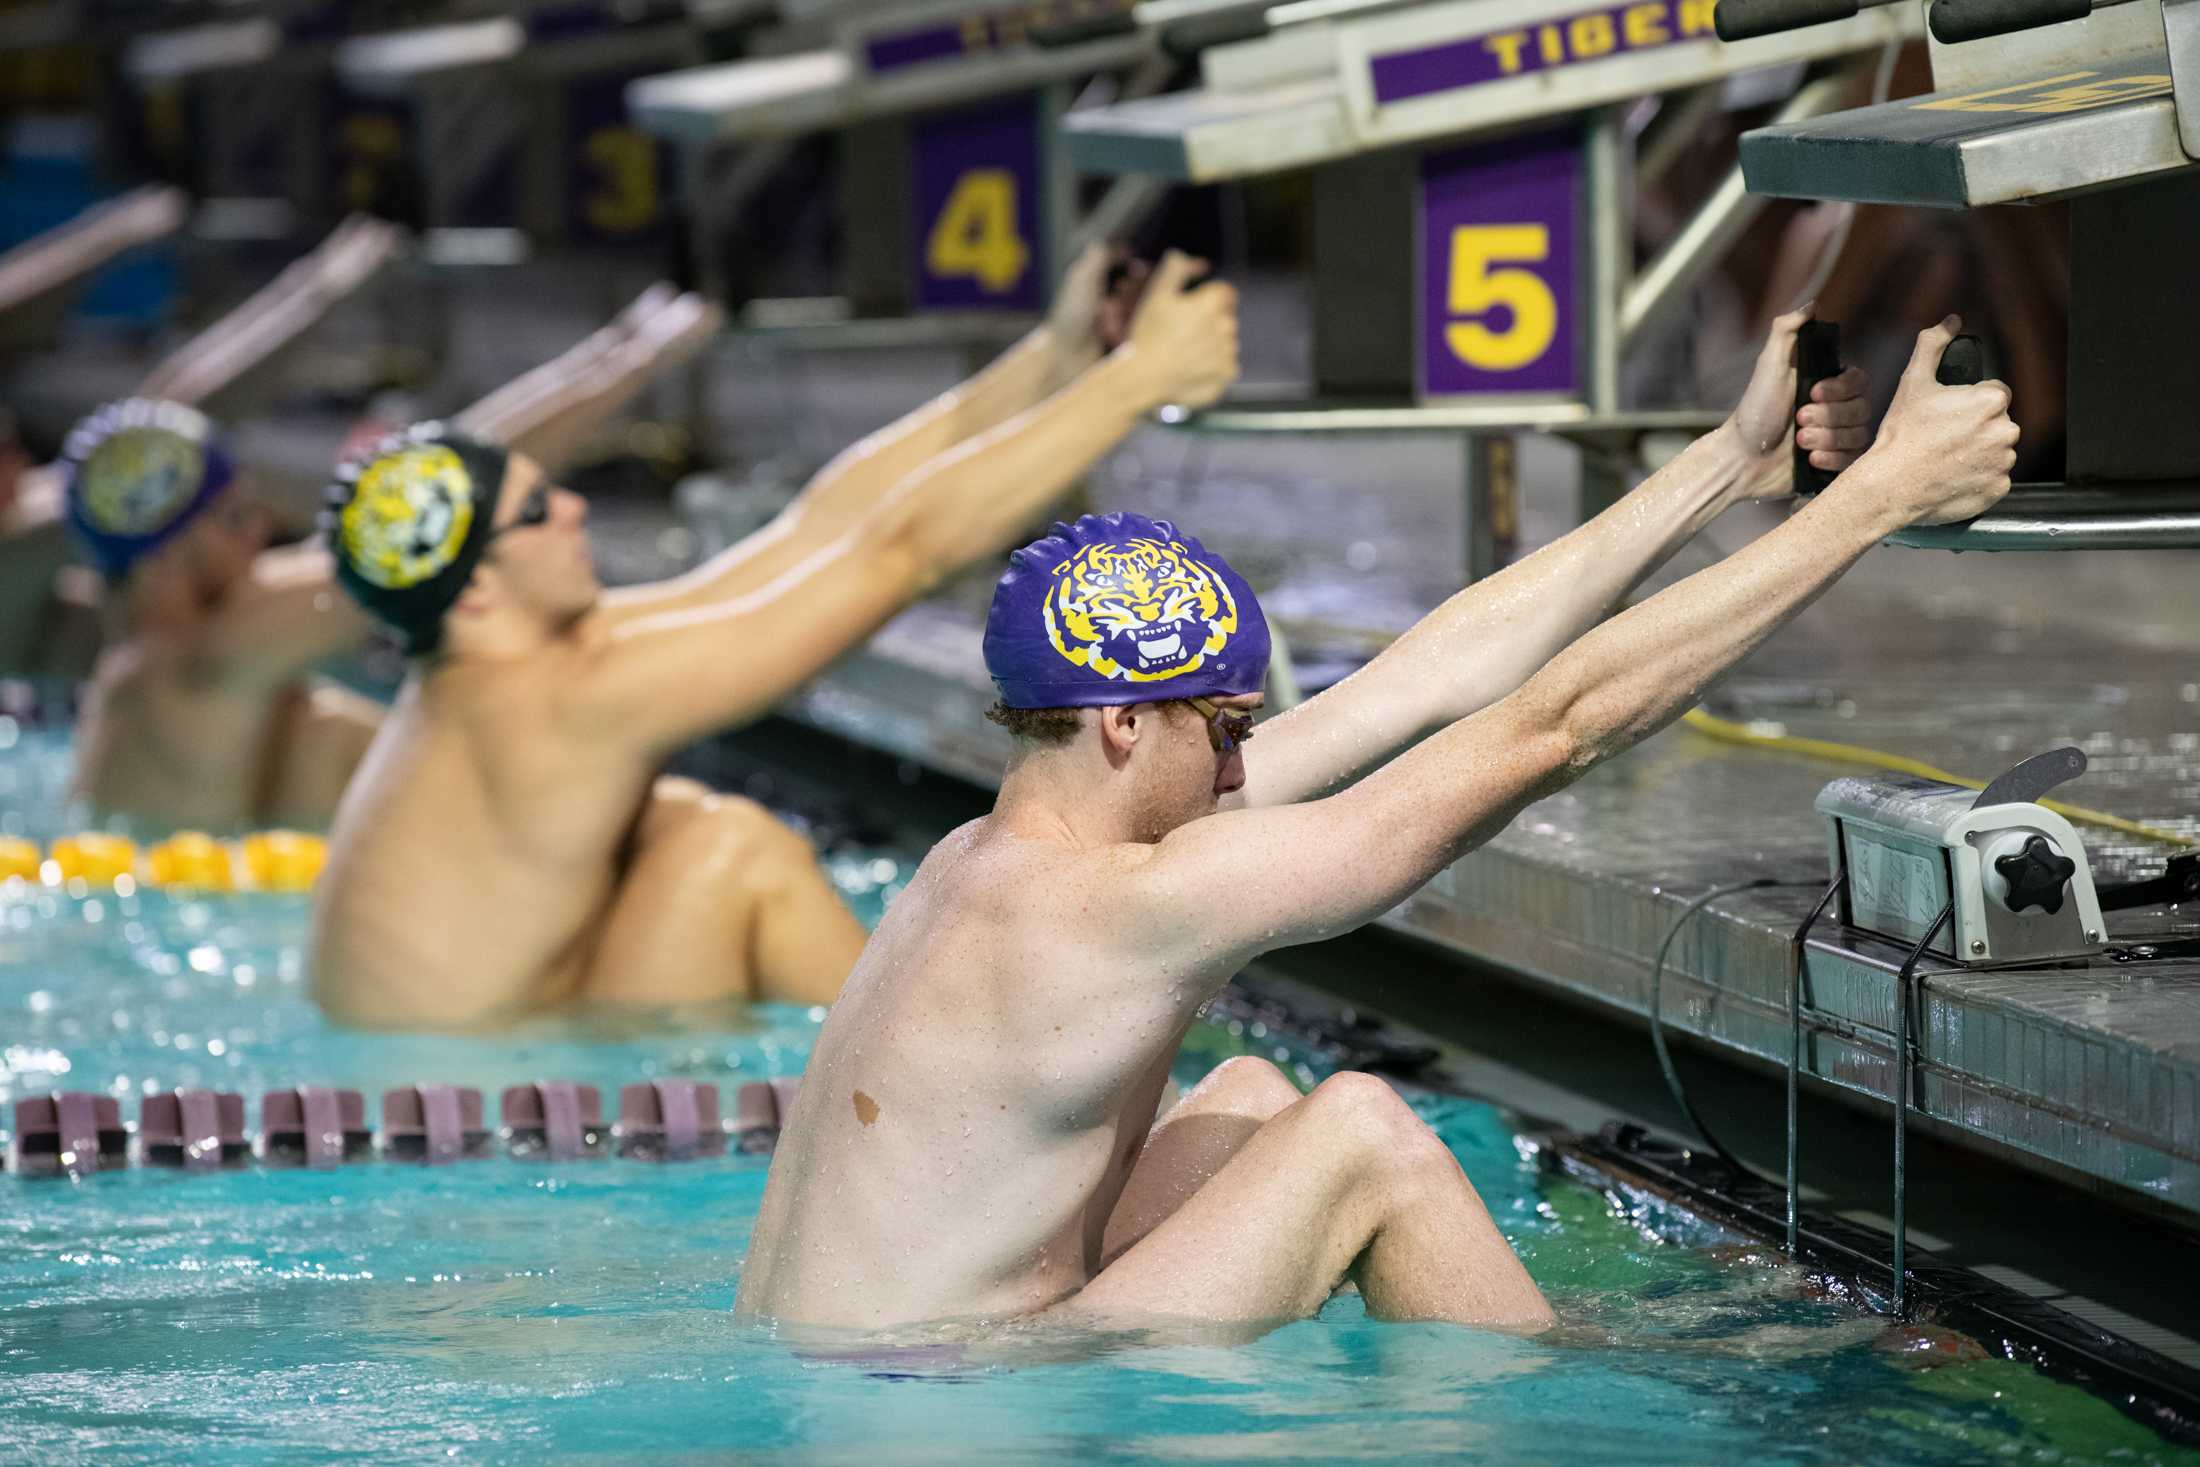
[
  {"x1": 1930, "y1": 0, "x2": 2091, "y2": 42},
  {"x1": 1795, "y1": 319, "x2": 1841, "y2": 495},
  {"x1": 1715, "y1": 0, "x2": 1861, "y2": 42},
  {"x1": 1937, "y1": 334, "x2": 1985, "y2": 386}
]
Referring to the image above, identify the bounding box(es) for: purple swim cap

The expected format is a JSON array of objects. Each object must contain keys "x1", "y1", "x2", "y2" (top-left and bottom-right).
[
  {"x1": 984, "y1": 513, "x2": 1269, "y2": 709},
  {"x1": 61, "y1": 399, "x2": 236, "y2": 577}
]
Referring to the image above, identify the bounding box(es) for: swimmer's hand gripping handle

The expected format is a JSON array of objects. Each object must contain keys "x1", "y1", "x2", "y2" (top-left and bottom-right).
[
  {"x1": 1716, "y1": 0, "x2": 1861, "y2": 42},
  {"x1": 1930, "y1": 0, "x2": 2091, "y2": 43},
  {"x1": 1794, "y1": 320, "x2": 1841, "y2": 495}
]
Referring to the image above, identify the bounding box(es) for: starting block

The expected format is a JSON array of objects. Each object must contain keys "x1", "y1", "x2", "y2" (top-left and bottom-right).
[
  {"x1": 628, "y1": 0, "x2": 1179, "y2": 333},
  {"x1": 1727, "y1": 0, "x2": 2200, "y2": 548},
  {"x1": 1062, "y1": 0, "x2": 1916, "y2": 576}
]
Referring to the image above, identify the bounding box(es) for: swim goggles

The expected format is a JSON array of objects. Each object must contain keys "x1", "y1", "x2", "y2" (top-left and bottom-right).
[
  {"x1": 1184, "y1": 695, "x2": 1255, "y2": 754},
  {"x1": 484, "y1": 481, "x2": 551, "y2": 545}
]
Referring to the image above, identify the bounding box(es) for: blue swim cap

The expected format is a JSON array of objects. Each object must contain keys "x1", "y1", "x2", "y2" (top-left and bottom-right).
[
  {"x1": 984, "y1": 513, "x2": 1270, "y2": 709},
  {"x1": 61, "y1": 399, "x2": 236, "y2": 577}
]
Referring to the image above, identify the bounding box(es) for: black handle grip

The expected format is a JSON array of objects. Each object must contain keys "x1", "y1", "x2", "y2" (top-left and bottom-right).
[
  {"x1": 1715, "y1": 0, "x2": 1861, "y2": 42},
  {"x1": 1937, "y1": 333, "x2": 1985, "y2": 386},
  {"x1": 1794, "y1": 319, "x2": 1841, "y2": 495},
  {"x1": 1929, "y1": 0, "x2": 2089, "y2": 43}
]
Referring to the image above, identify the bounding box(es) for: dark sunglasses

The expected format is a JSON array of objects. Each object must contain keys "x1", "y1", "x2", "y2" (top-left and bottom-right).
[
  {"x1": 1183, "y1": 695, "x2": 1256, "y2": 754},
  {"x1": 484, "y1": 481, "x2": 551, "y2": 544}
]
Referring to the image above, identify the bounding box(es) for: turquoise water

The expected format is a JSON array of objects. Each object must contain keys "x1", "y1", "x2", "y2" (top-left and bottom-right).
[{"x1": 0, "y1": 726, "x2": 2189, "y2": 1464}]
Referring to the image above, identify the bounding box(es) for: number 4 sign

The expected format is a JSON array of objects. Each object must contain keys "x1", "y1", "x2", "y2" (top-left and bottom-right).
[
  {"x1": 911, "y1": 97, "x2": 1045, "y2": 312},
  {"x1": 1417, "y1": 130, "x2": 1581, "y2": 398}
]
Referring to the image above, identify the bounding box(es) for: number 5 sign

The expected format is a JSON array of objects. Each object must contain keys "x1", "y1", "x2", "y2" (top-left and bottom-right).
[
  {"x1": 910, "y1": 97, "x2": 1045, "y2": 312},
  {"x1": 1417, "y1": 130, "x2": 1581, "y2": 397}
]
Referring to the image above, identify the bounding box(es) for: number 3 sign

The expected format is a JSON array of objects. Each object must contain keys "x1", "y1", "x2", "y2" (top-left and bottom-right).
[
  {"x1": 911, "y1": 97, "x2": 1044, "y2": 312},
  {"x1": 1418, "y1": 130, "x2": 1580, "y2": 397}
]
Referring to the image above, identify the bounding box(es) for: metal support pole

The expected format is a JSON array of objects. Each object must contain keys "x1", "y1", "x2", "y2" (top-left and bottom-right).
[
  {"x1": 1465, "y1": 433, "x2": 1520, "y2": 583},
  {"x1": 1578, "y1": 107, "x2": 1629, "y2": 525},
  {"x1": 1037, "y1": 82, "x2": 1077, "y2": 293},
  {"x1": 1621, "y1": 71, "x2": 1861, "y2": 350},
  {"x1": 1582, "y1": 105, "x2": 1627, "y2": 417}
]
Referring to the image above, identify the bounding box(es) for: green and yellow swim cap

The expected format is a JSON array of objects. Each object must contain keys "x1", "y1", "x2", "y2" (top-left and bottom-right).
[{"x1": 324, "y1": 423, "x2": 509, "y2": 654}]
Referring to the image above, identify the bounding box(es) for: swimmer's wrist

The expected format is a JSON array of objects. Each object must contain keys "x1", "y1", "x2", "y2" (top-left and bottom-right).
[
  {"x1": 1806, "y1": 455, "x2": 1912, "y2": 541},
  {"x1": 1099, "y1": 344, "x2": 1175, "y2": 415}
]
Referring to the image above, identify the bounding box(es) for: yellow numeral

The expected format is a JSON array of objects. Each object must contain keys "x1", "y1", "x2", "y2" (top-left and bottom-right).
[
  {"x1": 584, "y1": 127, "x2": 660, "y2": 235},
  {"x1": 1444, "y1": 223, "x2": 1558, "y2": 372},
  {"x1": 1916, "y1": 70, "x2": 2172, "y2": 114},
  {"x1": 926, "y1": 169, "x2": 1030, "y2": 294},
  {"x1": 339, "y1": 114, "x2": 404, "y2": 213}
]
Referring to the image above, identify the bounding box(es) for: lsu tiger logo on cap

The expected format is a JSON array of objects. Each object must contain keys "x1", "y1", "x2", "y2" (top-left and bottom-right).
[
  {"x1": 1043, "y1": 534, "x2": 1240, "y2": 684},
  {"x1": 338, "y1": 444, "x2": 478, "y2": 591},
  {"x1": 985, "y1": 513, "x2": 1269, "y2": 710},
  {"x1": 76, "y1": 427, "x2": 207, "y2": 538}
]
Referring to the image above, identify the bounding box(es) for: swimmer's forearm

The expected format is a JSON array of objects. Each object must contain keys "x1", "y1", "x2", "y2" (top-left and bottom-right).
[
  {"x1": 604, "y1": 325, "x2": 1077, "y2": 620},
  {"x1": 1508, "y1": 463, "x2": 1902, "y2": 772},
  {"x1": 1280, "y1": 469, "x2": 1901, "y2": 929},
  {"x1": 1241, "y1": 429, "x2": 1750, "y2": 807},
  {"x1": 884, "y1": 347, "x2": 1164, "y2": 577},
  {"x1": 137, "y1": 217, "x2": 399, "y2": 412},
  {"x1": 0, "y1": 185, "x2": 185, "y2": 314},
  {"x1": 459, "y1": 289, "x2": 719, "y2": 475}
]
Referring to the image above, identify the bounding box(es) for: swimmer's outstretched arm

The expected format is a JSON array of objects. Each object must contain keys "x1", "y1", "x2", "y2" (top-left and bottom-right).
[
  {"x1": 599, "y1": 245, "x2": 1129, "y2": 621},
  {"x1": 453, "y1": 284, "x2": 723, "y2": 476},
  {"x1": 1116, "y1": 322, "x2": 2013, "y2": 992},
  {"x1": 1232, "y1": 306, "x2": 1873, "y2": 811},
  {"x1": 0, "y1": 185, "x2": 187, "y2": 326},
  {"x1": 135, "y1": 216, "x2": 401, "y2": 420},
  {"x1": 571, "y1": 269, "x2": 1238, "y2": 753},
  {"x1": 193, "y1": 542, "x2": 372, "y2": 689}
]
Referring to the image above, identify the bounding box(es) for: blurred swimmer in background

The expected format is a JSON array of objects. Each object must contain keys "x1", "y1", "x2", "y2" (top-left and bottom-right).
[
  {"x1": 312, "y1": 249, "x2": 1238, "y2": 1028},
  {"x1": 66, "y1": 281, "x2": 720, "y2": 833}
]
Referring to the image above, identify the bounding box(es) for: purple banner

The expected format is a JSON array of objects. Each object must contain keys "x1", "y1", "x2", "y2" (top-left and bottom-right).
[
  {"x1": 910, "y1": 97, "x2": 1043, "y2": 312},
  {"x1": 1372, "y1": 0, "x2": 1719, "y2": 106},
  {"x1": 865, "y1": 0, "x2": 1138, "y2": 72},
  {"x1": 865, "y1": 26, "x2": 968, "y2": 73},
  {"x1": 1417, "y1": 130, "x2": 1580, "y2": 398}
]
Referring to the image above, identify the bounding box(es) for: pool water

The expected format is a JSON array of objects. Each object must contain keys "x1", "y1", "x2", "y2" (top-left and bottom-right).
[{"x1": 0, "y1": 725, "x2": 2189, "y2": 1464}]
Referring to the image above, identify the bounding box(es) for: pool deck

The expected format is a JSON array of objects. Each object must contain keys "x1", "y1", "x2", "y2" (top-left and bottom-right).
[{"x1": 779, "y1": 527, "x2": 2200, "y2": 1227}]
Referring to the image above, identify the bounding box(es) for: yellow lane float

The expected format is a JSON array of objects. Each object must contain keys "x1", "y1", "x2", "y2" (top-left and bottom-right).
[
  {"x1": 0, "y1": 837, "x2": 40, "y2": 883},
  {"x1": 6, "y1": 832, "x2": 329, "y2": 893},
  {"x1": 240, "y1": 831, "x2": 328, "y2": 893},
  {"x1": 47, "y1": 833, "x2": 139, "y2": 885}
]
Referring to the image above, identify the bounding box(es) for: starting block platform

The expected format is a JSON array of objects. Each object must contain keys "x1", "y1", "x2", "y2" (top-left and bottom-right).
[
  {"x1": 1742, "y1": 49, "x2": 2196, "y2": 206},
  {"x1": 1724, "y1": 0, "x2": 2200, "y2": 546},
  {"x1": 1063, "y1": 0, "x2": 1917, "y2": 180}
]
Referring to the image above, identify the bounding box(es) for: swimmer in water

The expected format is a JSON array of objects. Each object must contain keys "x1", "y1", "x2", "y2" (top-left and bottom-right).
[
  {"x1": 309, "y1": 249, "x2": 1240, "y2": 1027},
  {"x1": 67, "y1": 284, "x2": 723, "y2": 833},
  {"x1": 736, "y1": 312, "x2": 2017, "y2": 1336},
  {"x1": 1, "y1": 214, "x2": 401, "y2": 678}
]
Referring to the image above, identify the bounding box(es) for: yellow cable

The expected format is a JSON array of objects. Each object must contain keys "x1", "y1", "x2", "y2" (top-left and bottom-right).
[{"x1": 1680, "y1": 709, "x2": 2191, "y2": 847}]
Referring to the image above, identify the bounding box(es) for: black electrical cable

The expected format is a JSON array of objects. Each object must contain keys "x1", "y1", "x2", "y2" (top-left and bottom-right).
[
  {"x1": 1646, "y1": 878, "x2": 1823, "y2": 1183},
  {"x1": 1787, "y1": 867, "x2": 1846, "y2": 1256},
  {"x1": 1893, "y1": 901, "x2": 1955, "y2": 1319}
]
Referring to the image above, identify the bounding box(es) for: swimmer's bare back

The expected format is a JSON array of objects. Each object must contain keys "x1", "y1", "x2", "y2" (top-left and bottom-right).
[{"x1": 736, "y1": 318, "x2": 2018, "y2": 1335}]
